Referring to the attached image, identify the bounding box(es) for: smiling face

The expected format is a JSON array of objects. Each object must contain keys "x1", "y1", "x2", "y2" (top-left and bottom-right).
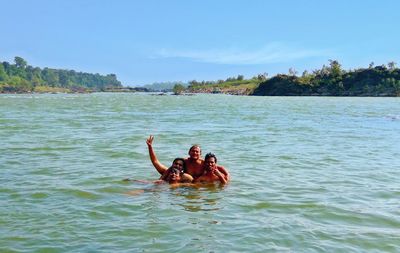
[
  {"x1": 167, "y1": 168, "x2": 182, "y2": 183},
  {"x1": 188, "y1": 146, "x2": 201, "y2": 160},
  {"x1": 205, "y1": 157, "x2": 217, "y2": 172},
  {"x1": 172, "y1": 159, "x2": 184, "y2": 171}
]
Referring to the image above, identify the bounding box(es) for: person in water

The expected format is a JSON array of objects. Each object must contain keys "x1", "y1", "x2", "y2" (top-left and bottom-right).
[
  {"x1": 125, "y1": 162, "x2": 188, "y2": 196},
  {"x1": 159, "y1": 158, "x2": 189, "y2": 183},
  {"x1": 125, "y1": 157, "x2": 188, "y2": 185},
  {"x1": 194, "y1": 153, "x2": 228, "y2": 184},
  {"x1": 146, "y1": 135, "x2": 230, "y2": 181},
  {"x1": 163, "y1": 167, "x2": 185, "y2": 184},
  {"x1": 146, "y1": 135, "x2": 194, "y2": 182}
]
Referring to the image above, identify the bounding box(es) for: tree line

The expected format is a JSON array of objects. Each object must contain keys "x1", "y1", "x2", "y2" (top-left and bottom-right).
[
  {"x1": 252, "y1": 60, "x2": 400, "y2": 96},
  {"x1": 186, "y1": 74, "x2": 248, "y2": 90},
  {"x1": 179, "y1": 60, "x2": 400, "y2": 96},
  {"x1": 0, "y1": 56, "x2": 122, "y2": 93}
]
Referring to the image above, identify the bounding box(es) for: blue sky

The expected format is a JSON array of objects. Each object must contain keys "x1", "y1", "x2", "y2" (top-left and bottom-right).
[{"x1": 2, "y1": 0, "x2": 399, "y2": 86}]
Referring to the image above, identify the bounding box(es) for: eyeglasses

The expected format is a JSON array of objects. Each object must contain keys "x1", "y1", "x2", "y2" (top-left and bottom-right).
[{"x1": 170, "y1": 168, "x2": 183, "y2": 175}]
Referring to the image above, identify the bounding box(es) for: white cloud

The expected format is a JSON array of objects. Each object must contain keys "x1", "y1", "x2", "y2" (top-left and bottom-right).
[{"x1": 152, "y1": 42, "x2": 330, "y2": 65}]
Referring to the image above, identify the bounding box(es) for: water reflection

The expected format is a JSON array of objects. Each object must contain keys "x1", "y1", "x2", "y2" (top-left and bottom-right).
[
  {"x1": 124, "y1": 181, "x2": 167, "y2": 196},
  {"x1": 126, "y1": 181, "x2": 226, "y2": 212},
  {"x1": 172, "y1": 184, "x2": 225, "y2": 212}
]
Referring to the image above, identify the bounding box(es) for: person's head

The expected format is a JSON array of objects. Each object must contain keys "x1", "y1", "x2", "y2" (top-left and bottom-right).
[
  {"x1": 188, "y1": 145, "x2": 201, "y2": 160},
  {"x1": 166, "y1": 167, "x2": 182, "y2": 183},
  {"x1": 204, "y1": 153, "x2": 217, "y2": 171},
  {"x1": 172, "y1": 158, "x2": 185, "y2": 172}
]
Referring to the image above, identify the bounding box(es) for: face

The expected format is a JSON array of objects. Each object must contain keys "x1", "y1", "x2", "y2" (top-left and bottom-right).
[
  {"x1": 188, "y1": 146, "x2": 201, "y2": 160},
  {"x1": 168, "y1": 168, "x2": 181, "y2": 182},
  {"x1": 172, "y1": 160, "x2": 184, "y2": 171},
  {"x1": 205, "y1": 157, "x2": 217, "y2": 171}
]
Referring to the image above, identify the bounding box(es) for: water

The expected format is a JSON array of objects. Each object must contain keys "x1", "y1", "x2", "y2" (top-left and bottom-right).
[{"x1": 1, "y1": 93, "x2": 400, "y2": 252}]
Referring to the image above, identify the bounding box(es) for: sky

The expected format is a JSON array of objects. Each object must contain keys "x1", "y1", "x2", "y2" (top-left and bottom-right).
[{"x1": 1, "y1": 0, "x2": 400, "y2": 86}]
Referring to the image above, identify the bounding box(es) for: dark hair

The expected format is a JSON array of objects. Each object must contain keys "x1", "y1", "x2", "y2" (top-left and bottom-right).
[
  {"x1": 189, "y1": 145, "x2": 201, "y2": 153},
  {"x1": 205, "y1": 152, "x2": 217, "y2": 163},
  {"x1": 161, "y1": 158, "x2": 185, "y2": 181},
  {"x1": 172, "y1": 158, "x2": 186, "y2": 172},
  {"x1": 170, "y1": 167, "x2": 181, "y2": 175}
]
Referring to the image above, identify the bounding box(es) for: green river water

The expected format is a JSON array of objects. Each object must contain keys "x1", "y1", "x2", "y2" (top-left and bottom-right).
[{"x1": 1, "y1": 93, "x2": 399, "y2": 252}]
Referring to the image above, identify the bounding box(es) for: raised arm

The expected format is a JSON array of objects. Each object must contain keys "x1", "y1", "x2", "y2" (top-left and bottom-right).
[{"x1": 146, "y1": 135, "x2": 168, "y2": 175}]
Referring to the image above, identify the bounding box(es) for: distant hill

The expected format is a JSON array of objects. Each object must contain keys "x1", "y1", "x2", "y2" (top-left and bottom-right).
[{"x1": 0, "y1": 56, "x2": 122, "y2": 93}]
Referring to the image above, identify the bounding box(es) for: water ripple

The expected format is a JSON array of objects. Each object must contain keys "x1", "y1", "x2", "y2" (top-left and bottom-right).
[{"x1": 1, "y1": 94, "x2": 400, "y2": 252}]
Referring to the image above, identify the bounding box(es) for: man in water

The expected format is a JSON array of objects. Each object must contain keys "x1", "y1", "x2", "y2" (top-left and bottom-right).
[
  {"x1": 125, "y1": 160, "x2": 188, "y2": 196},
  {"x1": 146, "y1": 135, "x2": 230, "y2": 181},
  {"x1": 125, "y1": 158, "x2": 188, "y2": 185},
  {"x1": 146, "y1": 135, "x2": 193, "y2": 182},
  {"x1": 159, "y1": 157, "x2": 192, "y2": 183},
  {"x1": 163, "y1": 167, "x2": 185, "y2": 185},
  {"x1": 194, "y1": 153, "x2": 228, "y2": 184}
]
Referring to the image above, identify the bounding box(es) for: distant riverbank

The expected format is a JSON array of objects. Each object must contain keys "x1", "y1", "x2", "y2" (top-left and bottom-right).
[
  {"x1": 185, "y1": 61, "x2": 400, "y2": 97},
  {"x1": 2, "y1": 57, "x2": 399, "y2": 96}
]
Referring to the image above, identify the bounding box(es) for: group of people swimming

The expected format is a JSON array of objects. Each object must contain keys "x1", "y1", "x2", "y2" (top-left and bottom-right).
[{"x1": 146, "y1": 135, "x2": 230, "y2": 185}]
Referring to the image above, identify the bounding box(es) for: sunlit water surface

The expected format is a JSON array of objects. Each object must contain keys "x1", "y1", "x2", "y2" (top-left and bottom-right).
[{"x1": 1, "y1": 93, "x2": 400, "y2": 252}]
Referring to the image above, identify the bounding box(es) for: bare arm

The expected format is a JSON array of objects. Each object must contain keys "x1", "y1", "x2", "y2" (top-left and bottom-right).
[
  {"x1": 181, "y1": 173, "x2": 194, "y2": 183},
  {"x1": 146, "y1": 135, "x2": 168, "y2": 175},
  {"x1": 214, "y1": 169, "x2": 228, "y2": 184},
  {"x1": 159, "y1": 168, "x2": 171, "y2": 180},
  {"x1": 193, "y1": 172, "x2": 227, "y2": 185},
  {"x1": 217, "y1": 165, "x2": 230, "y2": 182}
]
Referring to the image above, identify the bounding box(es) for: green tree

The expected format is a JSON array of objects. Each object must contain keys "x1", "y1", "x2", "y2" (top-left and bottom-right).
[
  {"x1": 59, "y1": 71, "x2": 69, "y2": 87},
  {"x1": 329, "y1": 59, "x2": 343, "y2": 77},
  {"x1": 8, "y1": 76, "x2": 32, "y2": 92},
  {"x1": 1, "y1": 56, "x2": 123, "y2": 92},
  {"x1": 41, "y1": 68, "x2": 59, "y2": 87},
  {"x1": 0, "y1": 64, "x2": 8, "y2": 82},
  {"x1": 14, "y1": 56, "x2": 27, "y2": 69},
  {"x1": 173, "y1": 84, "x2": 185, "y2": 95}
]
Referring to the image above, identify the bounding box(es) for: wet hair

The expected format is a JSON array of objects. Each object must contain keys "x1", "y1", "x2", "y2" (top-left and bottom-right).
[
  {"x1": 205, "y1": 152, "x2": 217, "y2": 163},
  {"x1": 189, "y1": 145, "x2": 201, "y2": 153}
]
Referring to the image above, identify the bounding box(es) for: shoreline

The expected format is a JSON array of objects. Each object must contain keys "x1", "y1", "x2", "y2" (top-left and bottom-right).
[{"x1": 1, "y1": 90, "x2": 399, "y2": 97}]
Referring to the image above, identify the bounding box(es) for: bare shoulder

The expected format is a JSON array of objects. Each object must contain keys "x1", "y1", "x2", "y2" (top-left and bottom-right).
[
  {"x1": 181, "y1": 173, "x2": 194, "y2": 183},
  {"x1": 217, "y1": 165, "x2": 228, "y2": 173}
]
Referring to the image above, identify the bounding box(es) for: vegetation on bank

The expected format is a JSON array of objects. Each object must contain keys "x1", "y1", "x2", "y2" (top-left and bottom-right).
[
  {"x1": 179, "y1": 74, "x2": 266, "y2": 95},
  {"x1": 0, "y1": 57, "x2": 122, "y2": 93},
  {"x1": 252, "y1": 61, "x2": 400, "y2": 96},
  {"x1": 2, "y1": 56, "x2": 399, "y2": 97},
  {"x1": 179, "y1": 61, "x2": 400, "y2": 96},
  {"x1": 144, "y1": 81, "x2": 187, "y2": 92}
]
